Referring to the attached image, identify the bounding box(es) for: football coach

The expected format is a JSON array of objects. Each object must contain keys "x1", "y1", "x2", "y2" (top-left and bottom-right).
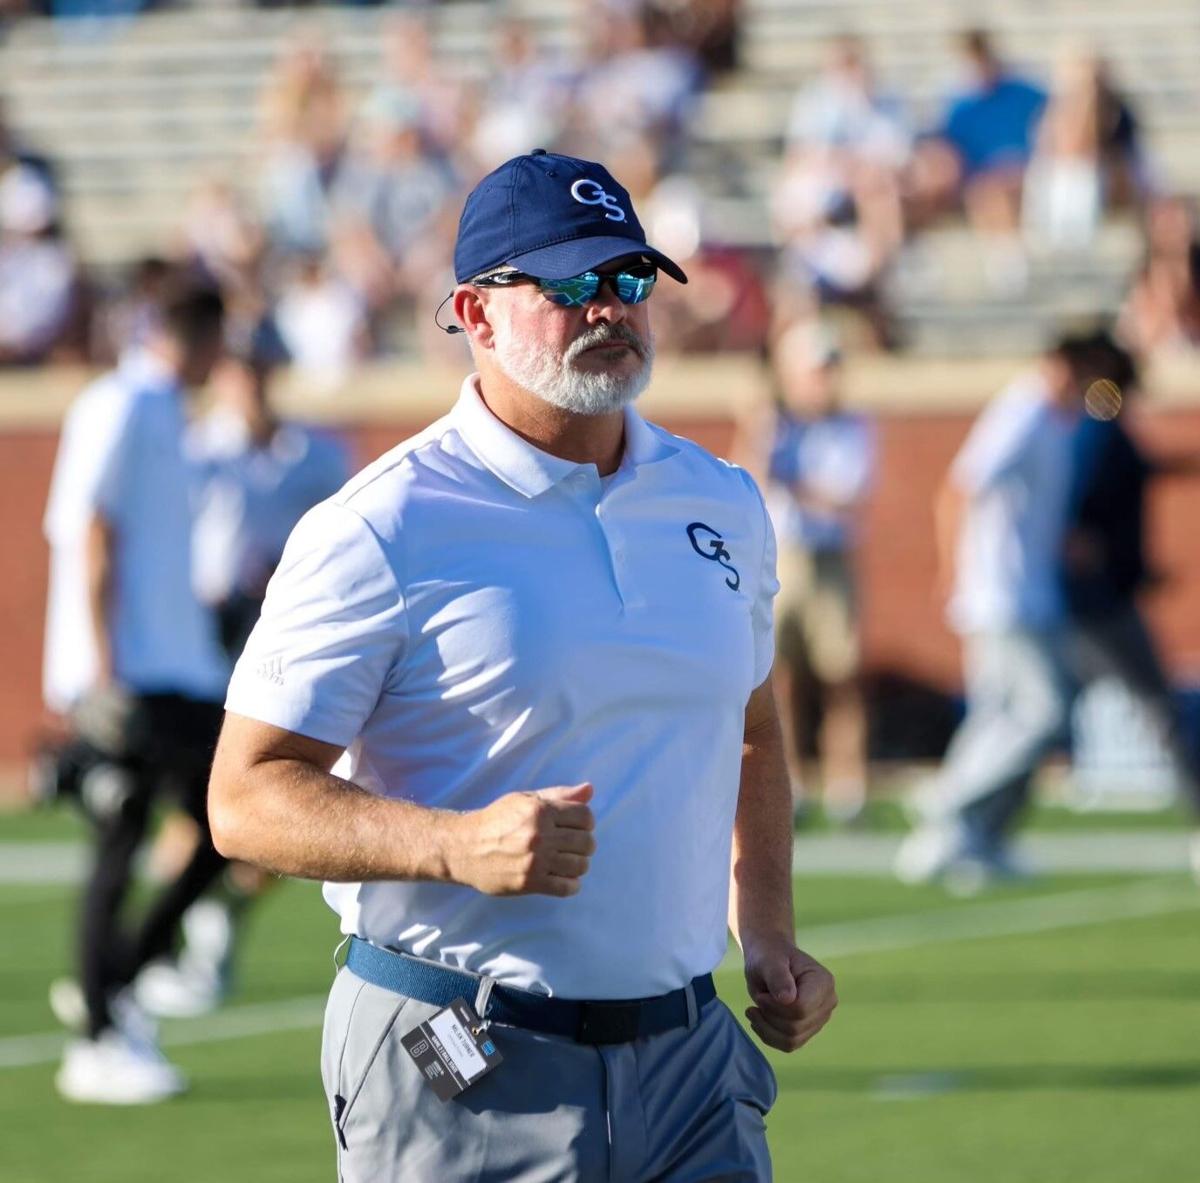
[{"x1": 208, "y1": 150, "x2": 836, "y2": 1182}]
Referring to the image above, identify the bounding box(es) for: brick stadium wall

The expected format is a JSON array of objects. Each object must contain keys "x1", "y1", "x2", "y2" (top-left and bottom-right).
[{"x1": 4, "y1": 409, "x2": 1200, "y2": 764}]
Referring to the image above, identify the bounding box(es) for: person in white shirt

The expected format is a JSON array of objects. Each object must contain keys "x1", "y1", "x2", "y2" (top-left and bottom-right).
[
  {"x1": 895, "y1": 333, "x2": 1093, "y2": 889},
  {"x1": 43, "y1": 281, "x2": 230, "y2": 1105},
  {"x1": 208, "y1": 150, "x2": 836, "y2": 1182},
  {"x1": 740, "y1": 321, "x2": 875, "y2": 824},
  {"x1": 134, "y1": 315, "x2": 351, "y2": 1020}
]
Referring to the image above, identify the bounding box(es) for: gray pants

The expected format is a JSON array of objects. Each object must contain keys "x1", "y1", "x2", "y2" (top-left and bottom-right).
[
  {"x1": 924, "y1": 629, "x2": 1071, "y2": 851},
  {"x1": 320, "y1": 966, "x2": 777, "y2": 1183}
]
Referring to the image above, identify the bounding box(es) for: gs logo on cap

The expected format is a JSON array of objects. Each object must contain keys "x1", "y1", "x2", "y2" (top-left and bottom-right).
[{"x1": 570, "y1": 178, "x2": 626, "y2": 223}]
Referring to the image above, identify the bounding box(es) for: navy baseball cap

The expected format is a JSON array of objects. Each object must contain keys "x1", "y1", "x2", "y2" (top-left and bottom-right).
[{"x1": 454, "y1": 149, "x2": 688, "y2": 285}]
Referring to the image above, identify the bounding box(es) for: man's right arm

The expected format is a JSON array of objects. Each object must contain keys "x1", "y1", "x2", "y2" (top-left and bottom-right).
[{"x1": 208, "y1": 712, "x2": 596, "y2": 896}]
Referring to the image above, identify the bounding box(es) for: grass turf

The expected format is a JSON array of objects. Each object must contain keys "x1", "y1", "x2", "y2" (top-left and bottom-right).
[{"x1": 0, "y1": 835, "x2": 1196, "y2": 1182}]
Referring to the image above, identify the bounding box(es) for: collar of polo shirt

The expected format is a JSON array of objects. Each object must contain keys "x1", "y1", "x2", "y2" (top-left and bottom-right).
[{"x1": 456, "y1": 375, "x2": 679, "y2": 498}]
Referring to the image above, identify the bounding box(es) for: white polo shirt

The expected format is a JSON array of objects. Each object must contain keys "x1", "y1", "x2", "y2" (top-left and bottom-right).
[
  {"x1": 43, "y1": 353, "x2": 230, "y2": 710},
  {"x1": 226, "y1": 375, "x2": 778, "y2": 999}
]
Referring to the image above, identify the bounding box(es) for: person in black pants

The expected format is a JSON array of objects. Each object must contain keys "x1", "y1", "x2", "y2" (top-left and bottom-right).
[
  {"x1": 42, "y1": 280, "x2": 231, "y2": 1103},
  {"x1": 1063, "y1": 331, "x2": 1200, "y2": 826}
]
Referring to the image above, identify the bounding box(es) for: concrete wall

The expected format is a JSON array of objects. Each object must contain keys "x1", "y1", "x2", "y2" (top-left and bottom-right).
[{"x1": 5, "y1": 397, "x2": 1200, "y2": 764}]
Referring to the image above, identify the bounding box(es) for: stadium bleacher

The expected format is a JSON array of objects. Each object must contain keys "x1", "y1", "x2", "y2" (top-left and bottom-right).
[{"x1": 1, "y1": 0, "x2": 1199, "y2": 356}]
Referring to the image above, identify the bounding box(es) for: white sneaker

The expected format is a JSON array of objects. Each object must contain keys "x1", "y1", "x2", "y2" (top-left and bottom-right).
[
  {"x1": 49, "y1": 977, "x2": 88, "y2": 1033},
  {"x1": 56, "y1": 1028, "x2": 186, "y2": 1104},
  {"x1": 893, "y1": 822, "x2": 964, "y2": 885},
  {"x1": 135, "y1": 960, "x2": 222, "y2": 1019}
]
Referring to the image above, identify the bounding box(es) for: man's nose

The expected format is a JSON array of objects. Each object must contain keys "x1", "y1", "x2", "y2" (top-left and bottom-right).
[{"x1": 583, "y1": 278, "x2": 628, "y2": 324}]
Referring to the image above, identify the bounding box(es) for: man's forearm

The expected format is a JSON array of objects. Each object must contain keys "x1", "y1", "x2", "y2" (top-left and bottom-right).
[
  {"x1": 729, "y1": 708, "x2": 796, "y2": 947},
  {"x1": 210, "y1": 754, "x2": 459, "y2": 883}
]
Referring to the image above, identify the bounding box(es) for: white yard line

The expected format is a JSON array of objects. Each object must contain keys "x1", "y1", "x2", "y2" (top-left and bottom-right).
[
  {"x1": 3, "y1": 878, "x2": 1195, "y2": 1072},
  {"x1": 719, "y1": 877, "x2": 1198, "y2": 965},
  {"x1": 0, "y1": 995, "x2": 328, "y2": 1070}
]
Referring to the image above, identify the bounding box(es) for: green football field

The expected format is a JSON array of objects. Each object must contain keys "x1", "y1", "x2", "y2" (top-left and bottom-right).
[{"x1": 1, "y1": 809, "x2": 1197, "y2": 1183}]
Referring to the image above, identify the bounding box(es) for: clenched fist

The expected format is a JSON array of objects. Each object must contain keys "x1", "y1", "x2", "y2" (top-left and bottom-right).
[{"x1": 450, "y1": 784, "x2": 596, "y2": 897}]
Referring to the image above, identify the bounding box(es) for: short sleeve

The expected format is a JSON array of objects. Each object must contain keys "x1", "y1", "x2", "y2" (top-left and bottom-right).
[
  {"x1": 744, "y1": 470, "x2": 780, "y2": 688},
  {"x1": 950, "y1": 392, "x2": 1039, "y2": 494},
  {"x1": 225, "y1": 501, "x2": 408, "y2": 748}
]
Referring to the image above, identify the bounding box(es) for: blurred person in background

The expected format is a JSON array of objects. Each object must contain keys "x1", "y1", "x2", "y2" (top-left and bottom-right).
[
  {"x1": 913, "y1": 28, "x2": 1046, "y2": 292},
  {"x1": 257, "y1": 33, "x2": 348, "y2": 259},
  {"x1": 771, "y1": 36, "x2": 906, "y2": 349},
  {"x1": 373, "y1": 11, "x2": 469, "y2": 165},
  {"x1": 1118, "y1": 195, "x2": 1200, "y2": 354},
  {"x1": 0, "y1": 163, "x2": 85, "y2": 364},
  {"x1": 274, "y1": 251, "x2": 369, "y2": 391},
  {"x1": 176, "y1": 176, "x2": 267, "y2": 298},
  {"x1": 0, "y1": 96, "x2": 58, "y2": 193},
  {"x1": 776, "y1": 33, "x2": 908, "y2": 266},
  {"x1": 571, "y1": 2, "x2": 704, "y2": 170},
  {"x1": 739, "y1": 321, "x2": 874, "y2": 824},
  {"x1": 134, "y1": 313, "x2": 350, "y2": 1018},
  {"x1": 331, "y1": 86, "x2": 460, "y2": 347},
  {"x1": 1063, "y1": 332, "x2": 1200, "y2": 861},
  {"x1": 96, "y1": 254, "x2": 171, "y2": 361},
  {"x1": 42, "y1": 281, "x2": 230, "y2": 1103},
  {"x1": 630, "y1": 149, "x2": 771, "y2": 353},
  {"x1": 895, "y1": 332, "x2": 1094, "y2": 890},
  {"x1": 1023, "y1": 50, "x2": 1148, "y2": 252},
  {"x1": 468, "y1": 18, "x2": 575, "y2": 171}
]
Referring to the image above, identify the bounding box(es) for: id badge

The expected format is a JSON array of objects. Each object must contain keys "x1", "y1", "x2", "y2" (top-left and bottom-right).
[{"x1": 401, "y1": 997, "x2": 503, "y2": 1102}]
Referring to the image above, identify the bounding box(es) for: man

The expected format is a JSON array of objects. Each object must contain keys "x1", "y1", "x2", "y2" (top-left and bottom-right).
[
  {"x1": 134, "y1": 314, "x2": 350, "y2": 1018},
  {"x1": 209, "y1": 150, "x2": 836, "y2": 1181},
  {"x1": 1063, "y1": 333, "x2": 1200, "y2": 848},
  {"x1": 43, "y1": 280, "x2": 230, "y2": 1103},
  {"x1": 740, "y1": 321, "x2": 874, "y2": 824},
  {"x1": 895, "y1": 333, "x2": 1092, "y2": 889}
]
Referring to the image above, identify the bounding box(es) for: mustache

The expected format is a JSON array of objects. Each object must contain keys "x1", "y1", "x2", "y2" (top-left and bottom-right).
[{"x1": 567, "y1": 323, "x2": 647, "y2": 359}]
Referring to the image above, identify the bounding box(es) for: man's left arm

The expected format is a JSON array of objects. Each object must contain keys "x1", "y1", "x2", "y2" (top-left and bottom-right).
[{"x1": 729, "y1": 676, "x2": 838, "y2": 1052}]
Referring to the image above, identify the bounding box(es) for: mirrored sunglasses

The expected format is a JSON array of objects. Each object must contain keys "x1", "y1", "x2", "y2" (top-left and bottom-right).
[{"x1": 473, "y1": 264, "x2": 657, "y2": 308}]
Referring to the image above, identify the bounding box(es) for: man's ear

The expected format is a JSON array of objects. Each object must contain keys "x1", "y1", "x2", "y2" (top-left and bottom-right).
[{"x1": 453, "y1": 287, "x2": 495, "y2": 350}]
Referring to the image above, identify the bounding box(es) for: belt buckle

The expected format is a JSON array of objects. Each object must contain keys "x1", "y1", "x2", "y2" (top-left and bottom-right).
[{"x1": 576, "y1": 1000, "x2": 642, "y2": 1045}]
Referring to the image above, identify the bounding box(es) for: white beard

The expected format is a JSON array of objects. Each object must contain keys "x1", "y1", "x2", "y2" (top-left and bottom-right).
[{"x1": 491, "y1": 322, "x2": 655, "y2": 416}]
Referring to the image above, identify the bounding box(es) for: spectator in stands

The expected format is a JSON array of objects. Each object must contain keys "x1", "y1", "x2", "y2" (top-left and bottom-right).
[
  {"x1": 738, "y1": 321, "x2": 874, "y2": 824},
  {"x1": 642, "y1": 169, "x2": 771, "y2": 353},
  {"x1": 777, "y1": 33, "x2": 909, "y2": 257},
  {"x1": 331, "y1": 87, "x2": 459, "y2": 334},
  {"x1": 571, "y1": 2, "x2": 704, "y2": 169},
  {"x1": 257, "y1": 34, "x2": 348, "y2": 257},
  {"x1": 467, "y1": 18, "x2": 574, "y2": 171},
  {"x1": 0, "y1": 163, "x2": 83, "y2": 364},
  {"x1": 176, "y1": 177, "x2": 266, "y2": 298},
  {"x1": 374, "y1": 11, "x2": 469, "y2": 164},
  {"x1": 1024, "y1": 50, "x2": 1148, "y2": 251},
  {"x1": 894, "y1": 333, "x2": 1095, "y2": 891},
  {"x1": 273, "y1": 252, "x2": 368, "y2": 390},
  {"x1": 1119, "y1": 196, "x2": 1200, "y2": 354},
  {"x1": 0, "y1": 97, "x2": 58, "y2": 193},
  {"x1": 914, "y1": 28, "x2": 1046, "y2": 292}
]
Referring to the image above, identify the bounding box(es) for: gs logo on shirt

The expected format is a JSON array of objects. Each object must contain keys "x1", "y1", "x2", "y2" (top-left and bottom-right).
[{"x1": 686, "y1": 522, "x2": 740, "y2": 591}]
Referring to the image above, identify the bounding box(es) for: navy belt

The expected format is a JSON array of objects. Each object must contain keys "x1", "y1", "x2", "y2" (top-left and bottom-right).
[{"x1": 345, "y1": 937, "x2": 716, "y2": 1045}]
